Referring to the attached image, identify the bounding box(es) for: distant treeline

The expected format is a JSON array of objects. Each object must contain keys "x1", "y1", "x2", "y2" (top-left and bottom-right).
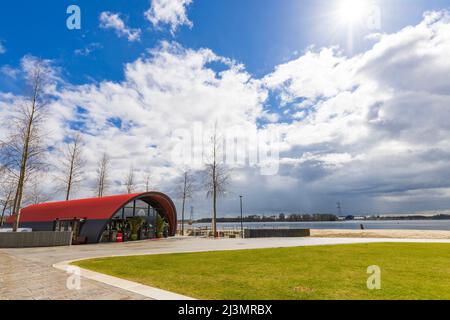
[
  {"x1": 193, "y1": 213, "x2": 450, "y2": 223},
  {"x1": 195, "y1": 213, "x2": 339, "y2": 223},
  {"x1": 368, "y1": 214, "x2": 450, "y2": 221}
]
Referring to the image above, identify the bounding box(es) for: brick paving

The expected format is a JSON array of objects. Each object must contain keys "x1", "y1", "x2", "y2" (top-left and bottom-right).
[{"x1": 0, "y1": 252, "x2": 149, "y2": 300}]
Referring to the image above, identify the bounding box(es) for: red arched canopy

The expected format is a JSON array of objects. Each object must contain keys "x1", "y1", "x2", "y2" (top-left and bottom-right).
[{"x1": 6, "y1": 192, "x2": 177, "y2": 236}]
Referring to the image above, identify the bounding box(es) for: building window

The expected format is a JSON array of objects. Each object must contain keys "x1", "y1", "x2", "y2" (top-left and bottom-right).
[{"x1": 100, "y1": 198, "x2": 161, "y2": 242}]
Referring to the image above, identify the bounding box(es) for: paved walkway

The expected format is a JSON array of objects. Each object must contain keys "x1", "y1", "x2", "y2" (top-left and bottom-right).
[
  {"x1": 2, "y1": 236, "x2": 450, "y2": 300},
  {"x1": 0, "y1": 251, "x2": 149, "y2": 300}
]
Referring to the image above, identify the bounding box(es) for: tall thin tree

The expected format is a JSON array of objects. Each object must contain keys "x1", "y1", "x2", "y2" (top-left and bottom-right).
[
  {"x1": 25, "y1": 175, "x2": 50, "y2": 205},
  {"x1": 177, "y1": 170, "x2": 196, "y2": 235},
  {"x1": 0, "y1": 176, "x2": 15, "y2": 227},
  {"x1": 61, "y1": 133, "x2": 84, "y2": 200},
  {"x1": 0, "y1": 60, "x2": 49, "y2": 231},
  {"x1": 204, "y1": 126, "x2": 230, "y2": 238},
  {"x1": 95, "y1": 152, "x2": 110, "y2": 197},
  {"x1": 124, "y1": 165, "x2": 136, "y2": 194},
  {"x1": 145, "y1": 172, "x2": 152, "y2": 192}
]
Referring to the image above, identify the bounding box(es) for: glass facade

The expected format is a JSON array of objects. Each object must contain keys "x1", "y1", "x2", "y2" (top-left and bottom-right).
[
  {"x1": 101, "y1": 198, "x2": 160, "y2": 243},
  {"x1": 112, "y1": 199, "x2": 158, "y2": 219}
]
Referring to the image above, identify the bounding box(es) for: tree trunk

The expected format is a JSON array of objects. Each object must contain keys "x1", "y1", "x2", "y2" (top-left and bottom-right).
[
  {"x1": 12, "y1": 115, "x2": 34, "y2": 231},
  {"x1": 213, "y1": 185, "x2": 217, "y2": 237},
  {"x1": 212, "y1": 162, "x2": 217, "y2": 238},
  {"x1": 181, "y1": 195, "x2": 186, "y2": 236},
  {"x1": 1, "y1": 201, "x2": 8, "y2": 227},
  {"x1": 65, "y1": 159, "x2": 74, "y2": 201},
  {"x1": 1, "y1": 189, "x2": 13, "y2": 227},
  {"x1": 181, "y1": 172, "x2": 188, "y2": 235},
  {"x1": 12, "y1": 68, "x2": 40, "y2": 232},
  {"x1": 12, "y1": 150, "x2": 29, "y2": 231}
]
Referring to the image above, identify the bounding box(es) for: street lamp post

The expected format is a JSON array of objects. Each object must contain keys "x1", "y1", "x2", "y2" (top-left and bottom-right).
[{"x1": 239, "y1": 195, "x2": 244, "y2": 238}]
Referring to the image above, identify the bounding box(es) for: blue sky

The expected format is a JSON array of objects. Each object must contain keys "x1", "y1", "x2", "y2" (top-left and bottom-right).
[
  {"x1": 1, "y1": 0, "x2": 448, "y2": 84},
  {"x1": 2, "y1": 1, "x2": 450, "y2": 216}
]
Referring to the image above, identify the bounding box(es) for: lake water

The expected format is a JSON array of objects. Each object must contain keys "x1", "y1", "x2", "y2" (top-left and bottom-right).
[{"x1": 193, "y1": 220, "x2": 450, "y2": 231}]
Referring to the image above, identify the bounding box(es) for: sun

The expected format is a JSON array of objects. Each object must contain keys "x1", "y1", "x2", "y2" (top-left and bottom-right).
[{"x1": 337, "y1": 0, "x2": 369, "y2": 24}]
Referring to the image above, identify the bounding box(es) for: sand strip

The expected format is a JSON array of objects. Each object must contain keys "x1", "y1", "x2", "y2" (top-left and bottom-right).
[{"x1": 311, "y1": 229, "x2": 450, "y2": 239}]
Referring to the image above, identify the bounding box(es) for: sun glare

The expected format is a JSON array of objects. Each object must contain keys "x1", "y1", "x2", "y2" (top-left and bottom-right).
[{"x1": 338, "y1": 0, "x2": 369, "y2": 24}]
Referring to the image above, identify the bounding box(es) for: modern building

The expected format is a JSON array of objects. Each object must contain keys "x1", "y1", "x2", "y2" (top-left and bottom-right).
[{"x1": 5, "y1": 192, "x2": 177, "y2": 244}]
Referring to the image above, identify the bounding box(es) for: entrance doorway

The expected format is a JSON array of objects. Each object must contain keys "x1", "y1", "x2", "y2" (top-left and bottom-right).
[
  {"x1": 53, "y1": 219, "x2": 86, "y2": 244},
  {"x1": 100, "y1": 217, "x2": 156, "y2": 242}
]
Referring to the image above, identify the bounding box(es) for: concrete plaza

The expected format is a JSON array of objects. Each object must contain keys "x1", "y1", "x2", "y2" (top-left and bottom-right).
[{"x1": 2, "y1": 236, "x2": 450, "y2": 300}]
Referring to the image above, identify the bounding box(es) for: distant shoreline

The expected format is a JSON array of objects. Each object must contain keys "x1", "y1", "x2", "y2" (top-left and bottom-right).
[
  {"x1": 193, "y1": 216, "x2": 450, "y2": 224},
  {"x1": 188, "y1": 219, "x2": 450, "y2": 232},
  {"x1": 311, "y1": 229, "x2": 450, "y2": 240}
]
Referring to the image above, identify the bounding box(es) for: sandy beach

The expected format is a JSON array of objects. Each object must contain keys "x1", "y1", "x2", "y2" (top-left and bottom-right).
[{"x1": 311, "y1": 229, "x2": 450, "y2": 239}]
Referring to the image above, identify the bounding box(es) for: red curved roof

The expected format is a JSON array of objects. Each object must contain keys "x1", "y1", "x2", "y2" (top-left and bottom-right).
[{"x1": 6, "y1": 192, "x2": 178, "y2": 235}]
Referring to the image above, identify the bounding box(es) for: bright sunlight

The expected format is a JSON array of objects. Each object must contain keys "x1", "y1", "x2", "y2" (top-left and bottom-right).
[{"x1": 337, "y1": 0, "x2": 371, "y2": 24}]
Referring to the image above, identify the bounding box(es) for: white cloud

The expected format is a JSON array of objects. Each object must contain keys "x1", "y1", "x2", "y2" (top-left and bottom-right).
[
  {"x1": 74, "y1": 43, "x2": 103, "y2": 56},
  {"x1": 261, "y1": 11, "x2": 450, "y2": 213},
  {"x1": 99, "y1": 12, "x2": 141, "y2": 42},
  {"x1": 3, "y1": 11, "x2": 450, "y2": 215},
  {"x1": 145, "y1": 0, "x2": 193, "y2": 34},
  {"x1": 264, "y1": 47, "x2": 356, "y2": 105},
  {"x1": 0, "y1": 42, "x2": 267, "y2": 206},
  {"x1": 1, "y1": 65, "x2": 19, "y2": 78}
]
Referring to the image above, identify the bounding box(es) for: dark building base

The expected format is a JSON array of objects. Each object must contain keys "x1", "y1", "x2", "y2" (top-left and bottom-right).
[
  {"x1": 2, "y1": 220, "x2": 108, "y2": 244},
  {"x1": 244, "y1": 229, "x2": 311, "y2": 238},
  {"x1": 0, "y1": 231, "x2": 73, "y2": 248}
]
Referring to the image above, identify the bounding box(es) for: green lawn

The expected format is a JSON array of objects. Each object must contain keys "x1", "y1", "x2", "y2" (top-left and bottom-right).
[{"x1": 73, "y1": 243, "x2": 450, "y2": 300}]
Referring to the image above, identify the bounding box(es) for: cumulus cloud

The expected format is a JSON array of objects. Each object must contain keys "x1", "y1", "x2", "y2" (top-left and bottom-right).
[
  {"x1": 262, "y1": 11, "x2": 450, "y2": 212},
  {"x1": 145, "y1": 0, "x2": 193, "y2": 34},
  {"x1": 74, "y1": 43, "x2": 103, "y2": 56},
  {"x1": 1, "y1": 65, "x2": 19, "y2": 78},
  {"x1": 0, "y1": 42, "x2": 269, "y2": 209},
  {"x1": 2, "y1": 11, "x2": 450, "y2": 215},
  {"x1": 99, "y1": 12, "x2": 141, "y2": 42},
  {"x1": 0, "y1": 41, "x2": 5, "y2": 54},
  {"x1": 264, "y1": 47, "x2": 356, "y2": 105}
]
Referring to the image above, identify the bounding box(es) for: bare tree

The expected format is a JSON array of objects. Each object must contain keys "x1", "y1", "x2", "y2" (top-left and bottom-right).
[
  {"x1": 0, "y1": 60, "x2": 49, "y2": 231},
  {"x1": 124, "y1": 165, "x2": 136, "y2": 194},
  {"x1": 25, "y1": 176, "x2": 50, "y2": 205},
  {"x1": 145, "y1": 172, "x2": 152, "y2": 192},
  {"x1": 177, "y1": 170, "x2": 196, "y2": 235},
  {"x1": 60, "y1": 133, "x2": 84, "y2": 200},
  {"x1": 0, "y1": 176, "x2": 15, "y2": 226},
  {"x1": 204, "y1": 126, "x2": 231, "y2": 237},
  {"x1": 95, "y1": 152, "x2": 110, "y2": 197}
]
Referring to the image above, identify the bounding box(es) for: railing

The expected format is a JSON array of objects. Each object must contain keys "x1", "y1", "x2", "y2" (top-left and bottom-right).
[
  {"x1": 177, "y1": 225, "x2": 311, "y2": 239},
  {"x1": 178, "y1": 226, "x2": 244, "y2": 238}
]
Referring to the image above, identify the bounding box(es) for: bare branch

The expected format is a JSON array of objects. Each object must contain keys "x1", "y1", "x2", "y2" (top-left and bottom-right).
[
  {"x1": 95, "y1": 152, "x2": 110, "y2": 197},
  {"x1": 145, "y1": 172, "x2": 152, "y2": 192},
  {"x1": 124, "y1": 165, "x2": 136, "y2": 194},
  {"x1": 0, "y1": 59, "x2": 50, "y2": 231},
  {"x1": 23, "y1": 174, "x2": 51, "y2": 206},
  {"x1": 0, "y1": 174, "x2": 16, "y2": 226},
  {"x1": 177, "y1": 170, "x2": 197, "y2": 235},
  {"x1": 58, "y1": 133, "x2": 85, "y2": 200},
  {"x1": 203, "y1": 124, "x2": 232, "y2": 237}
]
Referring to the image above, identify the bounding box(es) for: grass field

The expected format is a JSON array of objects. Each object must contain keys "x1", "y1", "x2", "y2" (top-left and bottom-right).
[{"x1": 73, "y1": 243, "x2": 450, "y2": 300}]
